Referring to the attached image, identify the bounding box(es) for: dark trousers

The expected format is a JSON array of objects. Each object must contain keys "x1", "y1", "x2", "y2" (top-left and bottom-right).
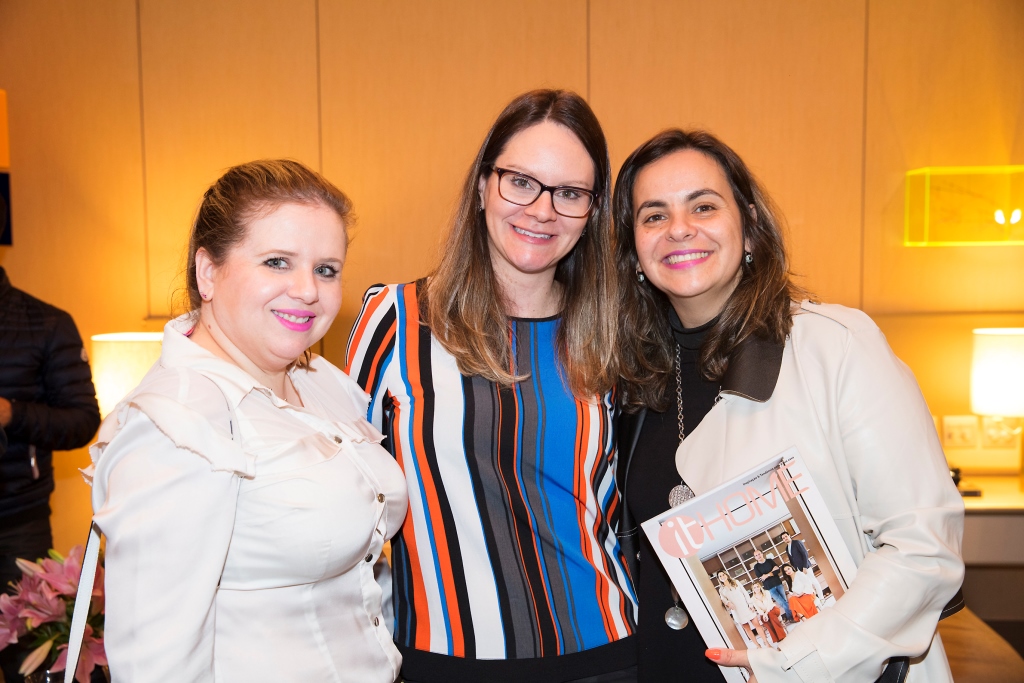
[{"x1": 0, "y1": 514, "x2": 54, "y2": 683}]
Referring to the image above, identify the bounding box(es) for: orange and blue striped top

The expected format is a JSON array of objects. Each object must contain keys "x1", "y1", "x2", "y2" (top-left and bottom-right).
[{"x1": 345, "y1": 282, "x2": 636, "y2": 676}]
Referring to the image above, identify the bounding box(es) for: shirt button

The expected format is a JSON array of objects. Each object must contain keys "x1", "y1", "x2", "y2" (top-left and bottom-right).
[
  {"x1": 377, "y1": 493, "x2": 385, "y2": 502},
  {"x1": 374, "y1": 617, "x2": 380, "y2": 626},
  {"x1": 334, "y1": 436, "x2": 343, "y2": 443},
  {"x1": 365, "y1": 553, "x2": 373, "y2": 562}
]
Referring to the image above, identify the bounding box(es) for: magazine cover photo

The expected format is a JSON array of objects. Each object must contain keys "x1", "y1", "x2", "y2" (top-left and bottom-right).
[{"x1": 641, "y1": 448, "x2": 859, "y2": 682}]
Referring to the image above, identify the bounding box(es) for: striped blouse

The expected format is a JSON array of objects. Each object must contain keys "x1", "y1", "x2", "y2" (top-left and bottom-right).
[{"x1": 345, "y1": 281, "x2": 636, "y2": 669}]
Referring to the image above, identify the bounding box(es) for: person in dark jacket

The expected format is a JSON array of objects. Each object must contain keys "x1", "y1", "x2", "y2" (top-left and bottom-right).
[
  {"x1": 781, "y1": 532, "x2": 810, "y2": 571},
  {"x1": 0, "y1": 266, "x2": 100, "y2": 586},
  {"x1": 0, "y1": 266, "x2": 100, "y2": 681}
]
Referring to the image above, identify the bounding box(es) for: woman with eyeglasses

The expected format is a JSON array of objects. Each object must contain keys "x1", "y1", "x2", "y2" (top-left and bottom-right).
[
  {"x1": 613, "y1": 129, "x2": 963, "y2": 682},
  {"x1": 346, "y1": 90, "x2": 636, "y2": 683}
]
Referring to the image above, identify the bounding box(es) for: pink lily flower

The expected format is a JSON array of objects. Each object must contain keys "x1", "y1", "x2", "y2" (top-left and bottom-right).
[
  {"x1": 0, "y1": 593, "x2": 29, "y2": 650},
  {"x1": 0, "y1": 593, "x2": 28, "y2": 646},
  {"x1": 51, "y1": 625, "x2": 107, "y2": 683},
  {"x1": 36, "y1": 544, "x2": 84, "y2": 598},
  {"x1": 90, "y1": 565, "x2": 105, "y2": 615},
  {"x1": 17, "y1": 578, "x2": 67, "y2": 628}
]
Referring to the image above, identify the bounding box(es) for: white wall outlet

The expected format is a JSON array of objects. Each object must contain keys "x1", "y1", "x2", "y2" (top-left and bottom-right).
[
  {"x1": 943, "y1": 415, "x2": 980, "y2": 449},
  {"x1": 980, "y1": 416, "x2": 1022, "y2": 448},
  {"x1": 943, "y1": 414, "x2": 1021, "y2": 474}
]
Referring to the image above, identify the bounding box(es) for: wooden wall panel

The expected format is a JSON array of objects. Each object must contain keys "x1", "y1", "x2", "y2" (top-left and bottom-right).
[
  {"x1": 876, "y1": 312, "x2": 1024, "y2": 417},
  {"x1": 862, "y1": 0, "x2": 1024, "y2": 313},
  {"x1": 318, "y1": 0, "x2": 588, "y2": 361},
  {"x1": 0, "y1": 0, "x2": 146, "y2": 554},
  {"x1": 589, "y1": 0, "x2": 867, "y2": 308},
  {"x1": 139, "y1": 0, "x2": 321, "y2": 316}
]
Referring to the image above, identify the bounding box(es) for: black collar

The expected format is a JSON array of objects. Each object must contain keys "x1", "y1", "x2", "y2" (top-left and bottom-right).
[
  {"x1": 0, "y1": 267, "x2": 10, "y2": 301},
  {"x1": 719, "y1": 333, "x2": 785, "y2": 403}
]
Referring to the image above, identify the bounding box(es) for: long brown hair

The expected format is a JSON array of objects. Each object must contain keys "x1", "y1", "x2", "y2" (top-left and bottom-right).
[
  {"x1": 613, "y1": 129, "x2": 805, "y2": 411},
  {"x1": 422, "y1": 90, "x2": 617, "y2": 397}
]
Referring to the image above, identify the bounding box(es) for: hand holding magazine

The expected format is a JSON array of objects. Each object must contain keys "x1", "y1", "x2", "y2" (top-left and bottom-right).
[{"x1": 641, "y1": 447, "x2": 858, "y2": 683}]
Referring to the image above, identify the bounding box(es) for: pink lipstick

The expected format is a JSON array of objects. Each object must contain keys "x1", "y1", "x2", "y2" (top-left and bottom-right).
[
  {"x1": 664, "y1": 250, "x2": 711, "y2": 269},
  {"x1": 272, "y1": 309, "x2": 316, "y2": 332}
]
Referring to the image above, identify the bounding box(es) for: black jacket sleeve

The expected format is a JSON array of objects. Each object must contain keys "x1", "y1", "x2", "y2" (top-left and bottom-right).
[{"x1": 6, "y1": 311, "x2": 101, "y2": 450}]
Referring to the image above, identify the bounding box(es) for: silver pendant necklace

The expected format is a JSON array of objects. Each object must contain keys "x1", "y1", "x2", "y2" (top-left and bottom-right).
[{"x1": 665, "y1": 343, "x2": 693, "y2": 630}]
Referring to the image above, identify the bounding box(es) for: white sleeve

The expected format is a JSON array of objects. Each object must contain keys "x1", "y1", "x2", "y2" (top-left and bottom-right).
[
  {"x1": 749, "y1": 320, "x2": 964, "y2": 683},
  {"x1": 92, "y1": 404, "x2": 242, "y2": 682}
]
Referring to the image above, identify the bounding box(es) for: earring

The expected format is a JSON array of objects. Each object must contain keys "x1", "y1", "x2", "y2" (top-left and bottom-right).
[
  {"x1": 636, "y1": 268, "x2": 646, "y2": 283},
  {"x1": 744, "y1": 251, "x2": 753, "y2": 264},
  {"x1": 200, "y1": 291, "x2": 209, "y2": 300}
]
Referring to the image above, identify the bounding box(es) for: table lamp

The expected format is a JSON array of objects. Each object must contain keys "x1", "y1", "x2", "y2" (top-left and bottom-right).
[
  {"x1": 91, "y1": 332, "x2": 163, "y2": 417},
  {"x1": 971, "y1": 328, "x2": 1024, "y2": 473}
]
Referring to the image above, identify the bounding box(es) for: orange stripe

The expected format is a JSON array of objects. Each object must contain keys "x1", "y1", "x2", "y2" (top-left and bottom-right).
[
  {"x1": 596, "y1": 407, "x2": 632, "y2": 632},
  {"x1": 345, "y1": 287, "x2": 387, "y2": 371},
  {"x1": 401, "y1": 285, "x2": 465, "y2": 656},
  {"x1": 364, "y1": 326, "x2": 396, "y2": 394},
  {"x1": 392, "y1": 401, "x2": 432, "y2": 650}
]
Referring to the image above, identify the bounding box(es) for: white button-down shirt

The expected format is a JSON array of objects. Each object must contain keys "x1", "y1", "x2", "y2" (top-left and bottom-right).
[{"x1": 90, "y1": 316, "x2": 407, "y2": 682}]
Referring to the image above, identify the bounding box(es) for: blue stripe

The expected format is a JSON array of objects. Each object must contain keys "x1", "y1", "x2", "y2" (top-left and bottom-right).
[
  {"x1": 527, "y1": 322, "x2": 580, "y2": 650},
  {"x1": 532, "y1": 321, "x2": 611, "y2": 648},
  {"x1": 520, "y1": 322, "x2": 568, "y2": 651}
]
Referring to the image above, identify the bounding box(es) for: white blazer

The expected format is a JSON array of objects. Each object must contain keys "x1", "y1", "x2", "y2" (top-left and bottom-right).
[{"x1": 676, "y1": 301, "x2": 964, "y2": 683}]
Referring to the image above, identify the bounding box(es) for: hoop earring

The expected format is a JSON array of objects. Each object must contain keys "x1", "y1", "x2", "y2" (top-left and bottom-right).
[{"x1": 744, "y1": 251, "x2": 753, "y2": 264}]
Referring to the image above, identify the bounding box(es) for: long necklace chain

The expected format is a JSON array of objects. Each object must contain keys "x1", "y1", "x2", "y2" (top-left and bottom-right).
[
  {"x1": 675, "y1": 343, "x2": 685, "y2": 443},
  {"x1": 668, "y1": 344, "x2": 695, "y2": 508},
  {"x1": 665, "y1": 343, "x2": 694, "y2": 631}
]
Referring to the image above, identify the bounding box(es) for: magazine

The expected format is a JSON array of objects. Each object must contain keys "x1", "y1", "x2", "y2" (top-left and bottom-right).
[{"x1": 640, "y1": 446, "x2": 858, "y2": 682}]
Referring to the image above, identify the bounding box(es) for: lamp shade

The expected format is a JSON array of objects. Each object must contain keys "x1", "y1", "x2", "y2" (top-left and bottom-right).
[
  {"x1": 971, "y1": 328, "x2": 1024, "y2": 417},
  {"x1": 91, "y1": 332, "x2": 163, "y2": 417}
]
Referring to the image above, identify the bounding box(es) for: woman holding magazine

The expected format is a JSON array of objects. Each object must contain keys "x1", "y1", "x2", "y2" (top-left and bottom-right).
[{"x1": 613, "y1": 129, "x2": 963, "y2": 682}]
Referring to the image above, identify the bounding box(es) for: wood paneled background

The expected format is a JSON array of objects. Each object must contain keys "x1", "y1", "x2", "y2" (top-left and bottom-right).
[{"x1": 1, "y1": 0, "x2": 1022, "y2": 551}]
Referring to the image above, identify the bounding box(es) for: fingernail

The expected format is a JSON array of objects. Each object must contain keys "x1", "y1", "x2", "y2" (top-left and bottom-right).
[{"x1": 706, "y1": 648, "x2": 722, "y2": 661}]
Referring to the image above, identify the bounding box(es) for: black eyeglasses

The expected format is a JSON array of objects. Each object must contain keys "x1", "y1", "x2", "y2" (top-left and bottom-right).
[{"x1": 490, "y1": 167, "x2": 596, "y2": 218}]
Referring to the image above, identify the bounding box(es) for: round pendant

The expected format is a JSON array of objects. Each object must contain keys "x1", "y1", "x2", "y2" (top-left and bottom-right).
[
  {"x1": 668, "y1": 483, "x2": 695, "y2": 508},
  {"x1": 664, "y1": 604, "x2": 690, "y2": 630}
]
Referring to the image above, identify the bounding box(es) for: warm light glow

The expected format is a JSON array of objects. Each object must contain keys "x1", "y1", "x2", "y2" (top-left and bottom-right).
[
  {"x1": 91, "y1": 333, "x2": 163, "y2": 417},
  {"x1": 0, "y1": 89, "x2": 8, "y2": 169},
  {"x1": 971, "y1": 328, "x2": 1024, "y2": 417},
  {"x1": 904, "y1": 165, "x2": 1024, "y2": 246}
]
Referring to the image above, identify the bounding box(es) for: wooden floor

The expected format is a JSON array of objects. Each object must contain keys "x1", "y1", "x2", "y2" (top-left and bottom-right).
[{"x1": 939, "y1": 609, "x2": 1024, "y2": 682}]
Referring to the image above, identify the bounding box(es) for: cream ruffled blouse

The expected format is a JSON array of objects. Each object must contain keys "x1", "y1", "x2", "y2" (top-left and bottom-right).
[{"x1": 89, "y1": 315, "x2": 407, "y2": 682}]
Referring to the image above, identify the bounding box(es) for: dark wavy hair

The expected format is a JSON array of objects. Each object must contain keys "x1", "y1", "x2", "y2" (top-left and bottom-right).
[
  {"x1": 421, "y1": 89, "x2": 617, "y2": 397},
  {"x1": 613, "y1": 129, "x2": 806, "y2": 411}
]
